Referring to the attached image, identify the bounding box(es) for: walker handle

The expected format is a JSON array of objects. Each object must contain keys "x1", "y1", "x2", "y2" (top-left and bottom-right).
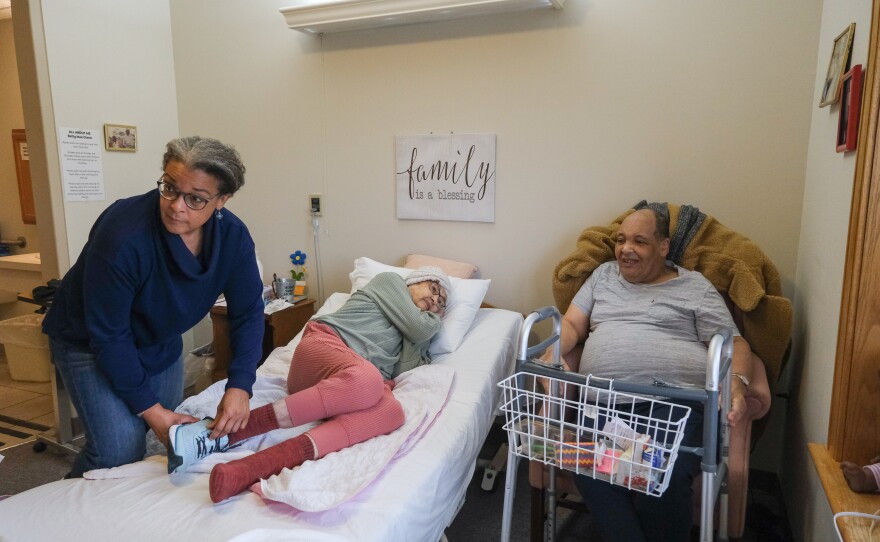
[{"x1": 518, "y1": 306, "x2": 562, "y2": 365}]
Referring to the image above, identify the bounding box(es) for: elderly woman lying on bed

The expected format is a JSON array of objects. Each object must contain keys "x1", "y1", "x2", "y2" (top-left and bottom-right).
[{"x1": 167, "y1": 266, "x2": 450, "y2": 503}]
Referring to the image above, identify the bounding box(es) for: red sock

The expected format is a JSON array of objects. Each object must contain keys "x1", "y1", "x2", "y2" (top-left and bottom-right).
[
  {"x1": 209, "y1": 434, "x2": 315, "y2": 503},
  {"x1": 228, "y1": 403, "x2": 279, "y2": 445}
]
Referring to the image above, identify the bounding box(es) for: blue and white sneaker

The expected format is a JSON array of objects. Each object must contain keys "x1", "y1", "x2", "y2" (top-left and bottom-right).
[{"x1": 167, "y1": 417, "x2": 230, "y2": 474}]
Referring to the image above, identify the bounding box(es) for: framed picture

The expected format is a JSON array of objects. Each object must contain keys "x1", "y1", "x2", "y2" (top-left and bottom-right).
[
  {"x1": 819, "y1": 23, "x2": 856, "y2": 107},
  {"x1": 837, "y1": 64, "x2": 863, "y2": 153},
  {"x1": 104, "y1": 123, "x2": 137, "y2": 152}
]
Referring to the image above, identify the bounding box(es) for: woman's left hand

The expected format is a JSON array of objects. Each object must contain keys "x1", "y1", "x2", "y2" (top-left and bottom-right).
[{"x1": 207, "y1": 388, "x2": 250, "y2": 440}]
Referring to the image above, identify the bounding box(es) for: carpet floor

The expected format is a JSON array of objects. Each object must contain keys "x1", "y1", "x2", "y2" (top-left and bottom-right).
[{"x1": 0, "y1": 440, "x2": 73, "y2": 496}]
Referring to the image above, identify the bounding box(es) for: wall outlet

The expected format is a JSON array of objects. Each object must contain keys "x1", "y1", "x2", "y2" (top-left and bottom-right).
[{"x1": 310, "y1": 193, "x2": 322, "y2": 216}]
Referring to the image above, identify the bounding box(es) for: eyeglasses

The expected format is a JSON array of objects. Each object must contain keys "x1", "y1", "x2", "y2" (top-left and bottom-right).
[
  {"x1": 429, "y1": 281, "x2": 447, "y2": 310},
  {"x1": 156, "y1": 177, "x2": 219, "y2": 211}
]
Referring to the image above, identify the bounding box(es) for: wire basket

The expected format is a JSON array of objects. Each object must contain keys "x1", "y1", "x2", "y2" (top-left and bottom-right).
[{"x1": 499, "y1": 371, "x2": 692, "y2": 497}]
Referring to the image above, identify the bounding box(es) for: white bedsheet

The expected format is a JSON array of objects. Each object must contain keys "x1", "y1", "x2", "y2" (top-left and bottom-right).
[
  {"x1": 83, "y1": 365, "x2": 455, "y2": 512},
  {"x1": 0, "y1": 302, "x2": 522, "y2": 542}
]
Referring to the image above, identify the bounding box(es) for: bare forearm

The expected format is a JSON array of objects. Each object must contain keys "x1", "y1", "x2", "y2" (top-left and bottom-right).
[
  {"x1": 731, "y1": 336, "x2": 753, "y2": 385},
  {"x1": 558, "y1": 319, "x2": 584, "y2": 371},
  {"x1": 727, "y1": 336, "x2": 753, "y2": 427}
]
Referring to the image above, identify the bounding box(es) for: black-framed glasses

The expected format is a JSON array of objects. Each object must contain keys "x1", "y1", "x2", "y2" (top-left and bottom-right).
[
  {"x1": 429, "y1": 281, "x2": 447, "y2": 310},
  {"x1": 156, "y1": 177, "x2": 219, "y2": 211}
]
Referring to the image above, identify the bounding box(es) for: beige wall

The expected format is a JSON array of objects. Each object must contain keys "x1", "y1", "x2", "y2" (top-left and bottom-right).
[
  {"x1": 170, "y1": 0, "x2": 820, "y2": 313},
  {"x1": 0, "y1": 19, "x2": 38, "y2": 255},
  {"x1": 784, "y1": 0, "x2": 872, "y2": 540},
  {"x1": 16, "y1": 0, "x2": 863, "y2": 537},
  {"x1": 34, "y1": 1, "x2": 180, "y2": 263}
]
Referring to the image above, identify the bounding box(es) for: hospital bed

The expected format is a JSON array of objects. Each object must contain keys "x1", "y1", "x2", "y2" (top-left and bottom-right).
[{"x1": 0, "y1": 258, "x2": 523, "y2": 542}]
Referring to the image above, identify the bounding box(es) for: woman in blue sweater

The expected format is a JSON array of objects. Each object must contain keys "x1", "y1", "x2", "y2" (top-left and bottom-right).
[{"x1": 43, "y1": 136, "x2": 265, "y2": 477}]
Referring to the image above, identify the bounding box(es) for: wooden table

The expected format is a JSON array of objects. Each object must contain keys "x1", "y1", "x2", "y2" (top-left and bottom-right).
[
  {"x1": 210, "y1": 298, "x2": 315, "y2": 382},
  {"x1": 809, "y1": 442, "x2": 880, "y2": 541}
]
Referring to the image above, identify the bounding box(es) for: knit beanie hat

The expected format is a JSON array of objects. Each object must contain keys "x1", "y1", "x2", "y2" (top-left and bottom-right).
[{"x1": 405, "y1": 266, "x2": 452, "y2": 295}]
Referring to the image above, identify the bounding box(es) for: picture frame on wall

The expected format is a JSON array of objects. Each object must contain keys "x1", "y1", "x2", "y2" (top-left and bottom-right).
[
  {"x1": 819, "y1": 23, "x2": 856, "y2": 108},
  {"x1": 104, "y1": 123, "x2": 137, "y2": 152},
  {"x1": 836, "y1": 64, "x2": 863, "y2": 153}
]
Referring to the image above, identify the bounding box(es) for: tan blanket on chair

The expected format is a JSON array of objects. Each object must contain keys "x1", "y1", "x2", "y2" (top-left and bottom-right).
[{"x1": 552, "y1": 203, "x2": 793, "y2": 385}]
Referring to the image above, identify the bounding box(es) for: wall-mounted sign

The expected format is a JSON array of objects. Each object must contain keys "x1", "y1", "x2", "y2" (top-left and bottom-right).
[
  {"x1": 396, "y1": 133, "x2": 495, "y2": 223},
  {"x1": 59, "y1": 127, "x2": 105, "y2": 201}
]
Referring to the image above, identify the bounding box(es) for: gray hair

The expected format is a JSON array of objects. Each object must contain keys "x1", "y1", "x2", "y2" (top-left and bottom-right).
[{"x1": 162, "y1": 136, "x2": 246, "y2": 195}]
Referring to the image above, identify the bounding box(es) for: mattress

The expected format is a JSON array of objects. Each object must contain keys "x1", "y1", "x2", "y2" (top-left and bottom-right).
[{"x1": 0, "y1": 300, "x2": 522, "y2": 542}]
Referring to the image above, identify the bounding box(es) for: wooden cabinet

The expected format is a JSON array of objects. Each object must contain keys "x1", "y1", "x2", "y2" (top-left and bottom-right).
[
  {"x1": 11, "y1": 129, "x2": 36, "y2": 225},
  {"x1": 210, "y1": 298, "x2": 315, "y2": 382}
]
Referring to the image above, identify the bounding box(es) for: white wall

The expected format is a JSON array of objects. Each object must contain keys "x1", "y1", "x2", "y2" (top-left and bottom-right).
[
  {"x1": 0, "y1": 19, "x2": 39, "y2": 255},
  {"x1": 170, "y1": 0, "x2": 325, "y2": 297},
  {"x1": 785, "y1": 1, "x2": 872, "y2": 540},
  {"x1": 37, "y1": 1, "x2": 180, "y2": 262},
  {"x1": 170, "y1": 0, "x2": 820, "y2": 314}
]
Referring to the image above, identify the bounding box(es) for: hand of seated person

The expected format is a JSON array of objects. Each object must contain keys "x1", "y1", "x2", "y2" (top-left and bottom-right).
[{"x1": 727, "y1": 380, "x2": 748, "y2": 428}]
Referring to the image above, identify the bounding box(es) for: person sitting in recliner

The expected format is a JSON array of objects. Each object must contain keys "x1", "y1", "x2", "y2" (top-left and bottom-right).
[{"x1": 543, "y1": 208, "x2": 754, "y2": 542}]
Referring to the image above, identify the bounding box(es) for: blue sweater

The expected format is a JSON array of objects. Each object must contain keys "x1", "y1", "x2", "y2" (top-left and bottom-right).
[{"x1": 43, "y1": 190, "x2": 264, "y2": 414}]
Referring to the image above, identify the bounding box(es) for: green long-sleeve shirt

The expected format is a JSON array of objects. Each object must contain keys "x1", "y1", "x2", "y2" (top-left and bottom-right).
[{"x1": 316, "y1": 272, "x2": 442, "y2": 378}]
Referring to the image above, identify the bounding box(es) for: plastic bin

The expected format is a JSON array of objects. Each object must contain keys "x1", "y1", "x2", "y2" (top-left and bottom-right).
[
  {"x1": 184, "y1": 342, "x2": 215, "y2": 395},
  {"x1": 0, "y1": 313, "x2": 51, "y2": 382}
]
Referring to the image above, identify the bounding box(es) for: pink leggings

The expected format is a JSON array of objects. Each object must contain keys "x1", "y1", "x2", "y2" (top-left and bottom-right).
[{"x1": 284, "y1": 321, "x2": 405, "y2": 457}]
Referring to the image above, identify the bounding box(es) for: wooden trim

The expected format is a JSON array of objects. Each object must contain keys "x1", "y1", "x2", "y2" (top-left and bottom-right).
[
  {"x1": 830, "y1": 2, "x2": 880, "y2": 460},
  {"x1": 10, "y1": 129, "x2": 36, "y2": 225},
  {"x1": 809, "y1": 443, "x2": 880, "y2": 541}
]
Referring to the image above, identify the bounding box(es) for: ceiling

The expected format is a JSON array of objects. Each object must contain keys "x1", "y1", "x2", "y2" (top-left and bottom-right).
[{"x1": 0, "y1": 1, "x2": 10, "y2": 21}]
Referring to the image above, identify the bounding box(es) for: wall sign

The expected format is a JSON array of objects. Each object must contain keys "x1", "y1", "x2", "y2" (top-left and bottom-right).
[
  {"x1": 59, "y1": 127, "x2": 105, "y2": 201},
  {"x1": 396, "y1": 133, "x2": 496, "y2": 223}
]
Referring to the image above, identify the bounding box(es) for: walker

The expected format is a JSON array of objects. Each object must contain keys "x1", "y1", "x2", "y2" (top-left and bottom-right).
[{"x1": 499, "y1": 306, "x2": 734, "y2": 542}]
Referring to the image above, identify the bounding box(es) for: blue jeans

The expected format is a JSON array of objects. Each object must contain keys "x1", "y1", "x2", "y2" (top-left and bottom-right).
[
  {"x1": 573, "y1": 401, "x2": 704, "y2": 542},
  {"x1": 49, "y1": 338, "x2": 185, "y2": 478}
]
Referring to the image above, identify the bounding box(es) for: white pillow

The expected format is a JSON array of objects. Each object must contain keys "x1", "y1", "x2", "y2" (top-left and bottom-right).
[{"x1": 348, "y1": 257, "x2": 490, "y2": 355}]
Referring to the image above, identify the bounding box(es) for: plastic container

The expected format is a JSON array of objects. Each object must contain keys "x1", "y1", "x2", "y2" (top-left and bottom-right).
[
  {"x1": 183, "y1": 342, "x2": 215, "y2": 395},
  {"x1": 0, "y1": 313, "x2": 51, "y2": 382}
]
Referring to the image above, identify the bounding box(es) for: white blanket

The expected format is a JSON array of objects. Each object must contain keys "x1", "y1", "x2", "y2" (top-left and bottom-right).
[{"x1": 85, "y1": 364, "x2": 454, "y2": 512}]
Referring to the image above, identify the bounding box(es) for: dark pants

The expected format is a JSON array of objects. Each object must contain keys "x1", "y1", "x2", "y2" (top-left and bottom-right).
[{"x1": 573, "y1": 400, "x2": 704, "y2": 542}]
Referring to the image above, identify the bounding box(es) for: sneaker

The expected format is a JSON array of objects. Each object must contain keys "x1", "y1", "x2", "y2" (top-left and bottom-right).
[{"x1": 167, "y1": 417, "x2": 229, "y2": 474}]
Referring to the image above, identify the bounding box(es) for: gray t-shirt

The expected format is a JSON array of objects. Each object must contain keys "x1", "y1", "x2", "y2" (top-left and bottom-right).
[{"x1": 571, "y1": 261, "x2": 738, "y2": 389}]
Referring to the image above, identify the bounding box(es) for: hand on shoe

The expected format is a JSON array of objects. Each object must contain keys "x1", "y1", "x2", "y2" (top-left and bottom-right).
[
  {"x1": 141, "y1": 403, "x2": 200, "y2": 448},
  {"x1": 208, "y1": 388, "x2": 250, "y2": 440}
]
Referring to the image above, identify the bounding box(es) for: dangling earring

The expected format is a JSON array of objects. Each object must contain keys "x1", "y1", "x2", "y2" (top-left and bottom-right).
[{"x1": 215, "y1": 209, "x2": 224, "y2": 220}]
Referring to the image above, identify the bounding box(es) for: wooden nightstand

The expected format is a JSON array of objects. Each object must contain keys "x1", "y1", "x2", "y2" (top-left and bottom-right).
[{"x1": 210, "y1": 298, "x2": 316, "y2": 382}]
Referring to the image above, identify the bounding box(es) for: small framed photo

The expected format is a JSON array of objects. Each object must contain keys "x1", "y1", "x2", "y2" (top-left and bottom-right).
[
  {"x1": 837, "y1": 64, "x2": 863, "y2": 153},
  {"x1": 819, "y1": 23, "x2": 856, "y2": 108},
  {"x1": 104, "y1": 124, "x2": 137, "y2": 152}
]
